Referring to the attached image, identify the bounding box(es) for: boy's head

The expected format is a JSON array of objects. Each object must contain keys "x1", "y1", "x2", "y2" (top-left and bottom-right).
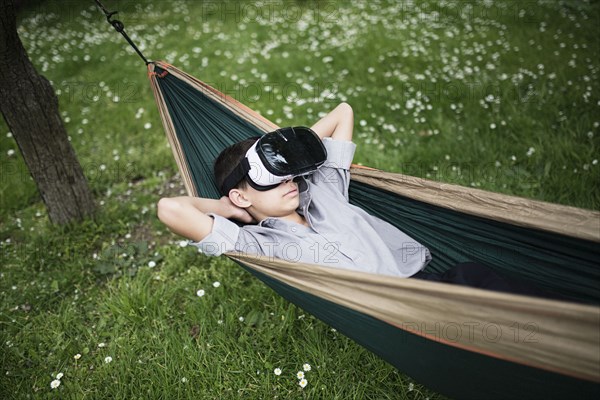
[
  {"x1": 214, "y1": 137, "x2": 257, "y2": 194},
  {"x1": 213, "y1": 135, "x2": 307, "y2": 222},
  {"x1": 216, "y1": 127, "x2": 326, "y2": 197}
]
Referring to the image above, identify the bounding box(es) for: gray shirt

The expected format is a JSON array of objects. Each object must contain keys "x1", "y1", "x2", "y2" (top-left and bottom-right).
[{"x1": 190, "y1": 138, "x2": 431, "y2": 278}]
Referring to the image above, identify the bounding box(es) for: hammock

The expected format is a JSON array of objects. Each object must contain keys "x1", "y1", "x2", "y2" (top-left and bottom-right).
[{"x1": 146, "y1": 61, "x2": 600, "y2": 399}]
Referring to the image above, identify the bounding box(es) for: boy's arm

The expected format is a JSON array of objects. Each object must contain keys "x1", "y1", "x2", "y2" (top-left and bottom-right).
[
  {"x1": 308, "y1": 103, "x2": 357, "y2": 200},
  {"x1": 310, "y1": 102, "x2": 354, "y2": 142},
  {"x1": 157, "y1": 196, "x2": 252, "y2": 243}
]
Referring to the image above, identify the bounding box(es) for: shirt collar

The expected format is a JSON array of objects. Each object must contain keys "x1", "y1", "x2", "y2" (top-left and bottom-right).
[
  {"x1": 258, "y1": 218, "x2": 277, "y2": 227},
  {"x1": 297, "y1": 176, "x2": 312, "y2": 209}
]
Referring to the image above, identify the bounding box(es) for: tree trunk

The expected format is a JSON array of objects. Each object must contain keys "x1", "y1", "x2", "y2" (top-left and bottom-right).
[{"x1": 0, "y1": 0, "x2": 96, "y2": 224}]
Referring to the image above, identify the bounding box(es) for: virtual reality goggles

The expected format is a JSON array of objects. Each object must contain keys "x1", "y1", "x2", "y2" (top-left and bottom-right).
[{"x1": 220, "y1": 126, "x2": 327, "y2": 195}]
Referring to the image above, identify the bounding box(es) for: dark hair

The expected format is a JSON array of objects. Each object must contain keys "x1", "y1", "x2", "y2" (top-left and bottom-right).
[{"x1": 214, "y1": 137, "x2": 258, "y2": 194}]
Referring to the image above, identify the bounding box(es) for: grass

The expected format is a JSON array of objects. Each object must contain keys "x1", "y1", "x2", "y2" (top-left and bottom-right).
[{"x1": 1, "y1": 0, "x2": 599, "y2": 398}]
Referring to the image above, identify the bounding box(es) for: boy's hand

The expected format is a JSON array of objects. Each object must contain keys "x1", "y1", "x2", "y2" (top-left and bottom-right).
[{"x1": 219, "y1": 196, "x2": 255, "y2": 224}]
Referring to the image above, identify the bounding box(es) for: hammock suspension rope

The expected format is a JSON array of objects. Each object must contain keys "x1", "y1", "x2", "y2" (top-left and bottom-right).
[{"x1": 93, "y1": 0, "x2": 151, "y2": 65}]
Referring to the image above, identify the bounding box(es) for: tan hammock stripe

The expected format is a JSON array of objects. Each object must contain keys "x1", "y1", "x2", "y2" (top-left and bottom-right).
[
  {"x1": 230, "y1": 253, "x2": 600, "y2": 382},
  {"x1": 350, "y1": 167, "x2": 600, "y2": 243},
  {"x1": 148, "y1": 63, "x2": 199, "y2": 197}
]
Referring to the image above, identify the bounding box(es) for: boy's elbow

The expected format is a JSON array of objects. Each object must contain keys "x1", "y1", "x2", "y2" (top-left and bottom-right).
[
  {"x1": 338, "y1": 102, "x2": 353, "y2": 115},
  {"x1": 156, "y1": 196, "x2": 215, "y2": 243},
  {"x1": 332, "y1": 103, "x2": 354, "y2": 141},
  {"x1": 156, "y1": 197, "x2": 177, "y2": 224}
]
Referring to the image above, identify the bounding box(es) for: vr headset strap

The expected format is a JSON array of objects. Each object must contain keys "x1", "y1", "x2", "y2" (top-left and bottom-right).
[{"x1": 220, "y1": 157, "x2": 251, "y2": 195}]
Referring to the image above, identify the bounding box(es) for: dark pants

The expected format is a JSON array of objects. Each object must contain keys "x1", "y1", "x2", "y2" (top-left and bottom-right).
[{"x1": 412, "y1": 262, "x2": 564, "y2": 300}]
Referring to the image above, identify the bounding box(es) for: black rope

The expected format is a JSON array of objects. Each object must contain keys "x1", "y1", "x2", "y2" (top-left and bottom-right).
[{"x1": 93, "y1": 0, "x2": 151, "y2": 65}]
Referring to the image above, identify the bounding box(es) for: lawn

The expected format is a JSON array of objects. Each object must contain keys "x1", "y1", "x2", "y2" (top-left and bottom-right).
[{"x1": 1, "y1": 0, "x2": 598, "y2": 398}]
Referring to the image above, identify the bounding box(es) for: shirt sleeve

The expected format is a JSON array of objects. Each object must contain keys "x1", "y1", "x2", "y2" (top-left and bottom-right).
[
  {"x1": 187, "y1": 213, "x2": 240, "y2": 256},
  {"x1": 311, "y1": 138, "x2": 357, "y2": 200},
  {"x1": 322, "y1": 137, "x2": 356, "y2": 169}
]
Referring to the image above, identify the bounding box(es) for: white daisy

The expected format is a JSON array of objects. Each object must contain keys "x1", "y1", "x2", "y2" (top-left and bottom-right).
[
  {"x1": 50, "y1": 379, "x2": 61, "y2": 389},
  {"x1": 274, "y1": 368, "x2": 282, "y2": 376},
  {"x1": 303, "y1": 363, "x2": 311, "y2": 372},
  {"x1": 299, "y1": 378, "x2": 308, "y2": 388}
]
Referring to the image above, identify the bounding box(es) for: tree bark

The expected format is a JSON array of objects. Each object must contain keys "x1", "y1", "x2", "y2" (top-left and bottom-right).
[{"x1": 0, "y1": 0, "x2": 96, "y2": 224}]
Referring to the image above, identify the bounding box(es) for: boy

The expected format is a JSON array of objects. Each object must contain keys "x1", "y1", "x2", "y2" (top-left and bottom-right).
[
  {"x1": 157, "y1": 103, "x2": 560, "y2": 297},
  {"x1": 157, "y1": 103, "x2": 430, "y2": 277}
]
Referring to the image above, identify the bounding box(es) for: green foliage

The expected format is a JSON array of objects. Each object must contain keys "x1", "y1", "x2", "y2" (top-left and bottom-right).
[{"x1": 93, "y1": 240, "x2": 163, "y2": 278}]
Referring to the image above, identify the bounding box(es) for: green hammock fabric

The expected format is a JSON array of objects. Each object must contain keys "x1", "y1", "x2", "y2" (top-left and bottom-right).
[
  {"x1": 352, "y1": 181, "x2": 600, "y2": 304},
  {"x1": 150, "y1": 64, "x2": 600, "y2": 399}
]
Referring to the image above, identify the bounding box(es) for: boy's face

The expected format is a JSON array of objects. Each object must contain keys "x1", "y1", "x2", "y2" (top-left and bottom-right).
[{"x1": 233, "y1": 179, "x2": 301, "y2": 221}]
